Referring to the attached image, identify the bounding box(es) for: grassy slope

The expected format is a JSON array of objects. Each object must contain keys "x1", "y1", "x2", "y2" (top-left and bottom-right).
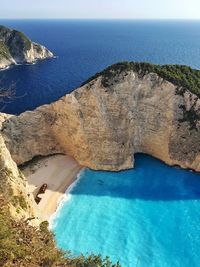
[{"x1": 83, "y1": 62, "x2": 200, "y2": 97}]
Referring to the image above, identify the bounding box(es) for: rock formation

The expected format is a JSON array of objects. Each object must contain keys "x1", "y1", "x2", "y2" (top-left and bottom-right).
[
  {"x1": 0, "y1": 25, "x2": 53, "y2": 70},
  {"x1": 1, "y1": 62, "x2": 200, "y2": 172},
  {"x1": 0, "y1": 115, "x2": 39, "y2": 225}
]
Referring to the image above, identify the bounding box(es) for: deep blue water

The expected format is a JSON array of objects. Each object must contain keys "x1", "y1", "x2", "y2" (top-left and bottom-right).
[
  {"x1": 0, "y1": 20, "x2": 200, "y2": 114},
  {"x1": 51, "y1": 155, "x2": 200, "y2": 267},
  {"x1": 1, "y1": 20, "x2": 200, "y2": 266}
]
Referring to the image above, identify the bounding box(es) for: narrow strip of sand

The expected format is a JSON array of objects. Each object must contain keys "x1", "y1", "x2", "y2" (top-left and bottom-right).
[{"x1": 21, "y1": 155, "x2": 82, "y2": 221}]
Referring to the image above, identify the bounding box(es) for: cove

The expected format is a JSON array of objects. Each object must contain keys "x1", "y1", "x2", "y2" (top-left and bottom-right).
[{"x1": 51, "y1": 154, "x2": 200, "y2": 267}]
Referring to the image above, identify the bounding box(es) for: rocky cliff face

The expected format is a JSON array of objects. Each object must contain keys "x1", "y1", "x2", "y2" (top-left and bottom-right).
[
  {"x1": 0, "y1": 115, "x2": 39, "y2": 225},
  {"x1": 0, "y1": 25, "x2": 53, "y2": 69},
  {"x1": 1, "y1": 64, "x2": 200, "y2": 172}
]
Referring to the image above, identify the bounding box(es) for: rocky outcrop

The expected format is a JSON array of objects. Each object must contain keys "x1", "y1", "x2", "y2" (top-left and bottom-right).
[
  {"x1": 0, "y1": 25, "x2": 53, "y2": 70},
  {"x1": 1, "y1": 63, "x2": 200, "y2": 172},
  {"x1": 0, "y1": 115, "x2": 39, "y2": 225}
]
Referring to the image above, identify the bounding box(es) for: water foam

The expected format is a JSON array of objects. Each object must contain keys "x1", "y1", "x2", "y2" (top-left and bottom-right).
[
  {"x1": 49, "y1": 168, "x2": 85, "y2": 229},
  {"x1": 0, "y1": 66, "x2": 10, "y2": 71},
  {"x1": 51, "y1": 155, "x2": 200, "y2": 267}
]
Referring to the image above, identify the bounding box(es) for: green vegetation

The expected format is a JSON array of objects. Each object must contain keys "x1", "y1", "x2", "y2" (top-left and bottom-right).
[
  {"x1": 12, "y1": 30, "x2": 32, "y2": 51},
  {"x1": 0, "y1": 200, "x2": 121, "y2": 267},
  {"x1": 7, "y1": 30, "x2": 31, "y2": 54},
  {"x1": 11, "y1": 195, "x2": 27, "y2": 210},
  {"x1": 82, "y1": 61, "x2": 200, "y2": 97},
  {"x1": 0, "y1": 41, "x2": 11, "y2": 60},
  {"x1": 179, "y1": 99, "x2": 200, "y2": 130},
  {"x1": 0, "y1": 168, "x2": 15, "y2": 201},
  {"x1": 0, "y1": 26, "x2": 32, "y2": 63},
  {"x1": 0, "y1": 150, "x2": 120, "y2": 266}
]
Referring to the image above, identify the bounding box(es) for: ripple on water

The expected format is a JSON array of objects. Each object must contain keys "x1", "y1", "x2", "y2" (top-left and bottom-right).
[{"x1": 51, "y1": 154, "x2": 200, "y2": 267}]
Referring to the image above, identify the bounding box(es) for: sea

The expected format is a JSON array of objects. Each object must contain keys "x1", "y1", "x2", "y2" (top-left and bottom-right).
[{"x1": 0, "y1": 20, "x2": 200, "y2": 267}]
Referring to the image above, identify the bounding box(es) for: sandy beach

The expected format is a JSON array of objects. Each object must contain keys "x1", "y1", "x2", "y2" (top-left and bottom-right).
[{"x1": 21, "y1": 154, "x2": 82, "y2": 221}]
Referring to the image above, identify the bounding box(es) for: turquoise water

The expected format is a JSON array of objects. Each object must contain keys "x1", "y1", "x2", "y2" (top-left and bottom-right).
[
  {"x1": 51, "y1": 155, "x2": 200, "y2": 267},
  {"x1": 1, "y1": 20, "x2": 200, "y2": 266}
]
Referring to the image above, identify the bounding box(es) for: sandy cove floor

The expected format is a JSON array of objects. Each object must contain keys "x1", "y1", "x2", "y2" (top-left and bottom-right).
[{"x1": 21, "y1": 155, "x2": 82, "y2": 221}]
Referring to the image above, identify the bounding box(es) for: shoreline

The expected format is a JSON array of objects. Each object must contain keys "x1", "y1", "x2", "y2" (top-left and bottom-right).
[
  {"x1": 0, "y1": 56, "x2": 56, "y2": 72},
  {"x1": 21, "y1": 154, "x2": 82, "y2": 221},
  {"x1": 0, "y1": 65, "x2": 11, "y2": 71},
  {"x1": 49, "y1": 168, "x2": 84, "y2": 229}
]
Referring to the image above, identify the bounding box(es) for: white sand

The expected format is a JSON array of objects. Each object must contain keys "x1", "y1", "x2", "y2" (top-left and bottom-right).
[{"x1": 22, "y1": 155, "x2": 82, "y2": 221}]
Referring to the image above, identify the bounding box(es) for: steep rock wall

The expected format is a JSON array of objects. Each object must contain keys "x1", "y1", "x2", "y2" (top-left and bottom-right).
[
  {"x1": 0, "y1": 115, "x2": 39, "y2": 225},
  {"x1": 1, "y1": 71, "x2": 200, "y2": 171},
  {"x1": 0, "y1": 25, "x2": 53, "y2": 70}
]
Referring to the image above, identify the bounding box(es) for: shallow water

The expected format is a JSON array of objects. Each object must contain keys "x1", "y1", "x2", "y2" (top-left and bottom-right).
[
  {"x1": 51, "y1": 154, "x2": 200, "y2": 267},
  {"x1": 1, "y1": 20, "x2": 200, "y2": 266}
]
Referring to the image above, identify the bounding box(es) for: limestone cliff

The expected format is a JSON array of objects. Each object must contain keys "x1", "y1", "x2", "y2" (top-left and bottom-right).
[
  {"x1": 0, "y1": 25, "x2": 53, "y2": 70},
  {"x1": 0, "y1": 114, "x2": 39, "y2": 225},
  {"x1": 1, "y1": 62, "x2": 200, "y2": 172}
]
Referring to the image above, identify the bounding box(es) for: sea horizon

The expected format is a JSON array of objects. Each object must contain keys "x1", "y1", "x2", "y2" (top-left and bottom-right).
[
  {"x1": 1, "y1": 18, "x2": 200, "y2": 21},
  {"x1": 1, "y1": 1, "x2": 200, "y2": 267},
  {"x1": 1, "y1": 19, "x2": 200, "y2": 114}
]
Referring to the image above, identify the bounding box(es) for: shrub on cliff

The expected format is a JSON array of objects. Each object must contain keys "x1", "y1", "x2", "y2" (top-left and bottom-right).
[
  {"x1": 0, "y1": 200, "x2": 121, "y2": 267},
  {"x1": 0, "y1": 41, "x2": 12, "y2": 60},
  {"x1": 82, "y1": 61, "x2": 200, "y2": 97}
]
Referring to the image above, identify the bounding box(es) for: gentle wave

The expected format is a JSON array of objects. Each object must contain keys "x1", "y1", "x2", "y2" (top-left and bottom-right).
[
  {"x1": 24, "y1": 62, "x2": 36, "y2": 65},
  {"x1": 49, "y1": 168, "x2": 85, "y2": 229},
  {"x1": 0, "y1": 66, "x2": 10, "y2": 71},
  {"x1": 51, "y1": 155, "x2": 200, "y2": 267}
]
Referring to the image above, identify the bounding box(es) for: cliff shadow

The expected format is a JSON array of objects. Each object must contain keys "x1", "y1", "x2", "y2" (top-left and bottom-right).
[
  {"x1": 19, "y1": 153, "x2": 81, "y2": 198},
  {"x1": 70, "y1": 154, "x2": 200, "y2": 201},
  {"x1": 20, "y1": 153, "x2": 200, "y2": 202}
]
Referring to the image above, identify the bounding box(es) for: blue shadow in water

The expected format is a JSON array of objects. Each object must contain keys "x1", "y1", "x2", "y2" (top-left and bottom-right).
[{"x1": 71, "y1": 154, "x2": 200, "y2": 201}]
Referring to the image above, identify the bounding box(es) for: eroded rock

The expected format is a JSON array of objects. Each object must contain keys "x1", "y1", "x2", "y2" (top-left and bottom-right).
[{"x1": 1, "y1": 69, "x2": 200, "y2": 172}]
